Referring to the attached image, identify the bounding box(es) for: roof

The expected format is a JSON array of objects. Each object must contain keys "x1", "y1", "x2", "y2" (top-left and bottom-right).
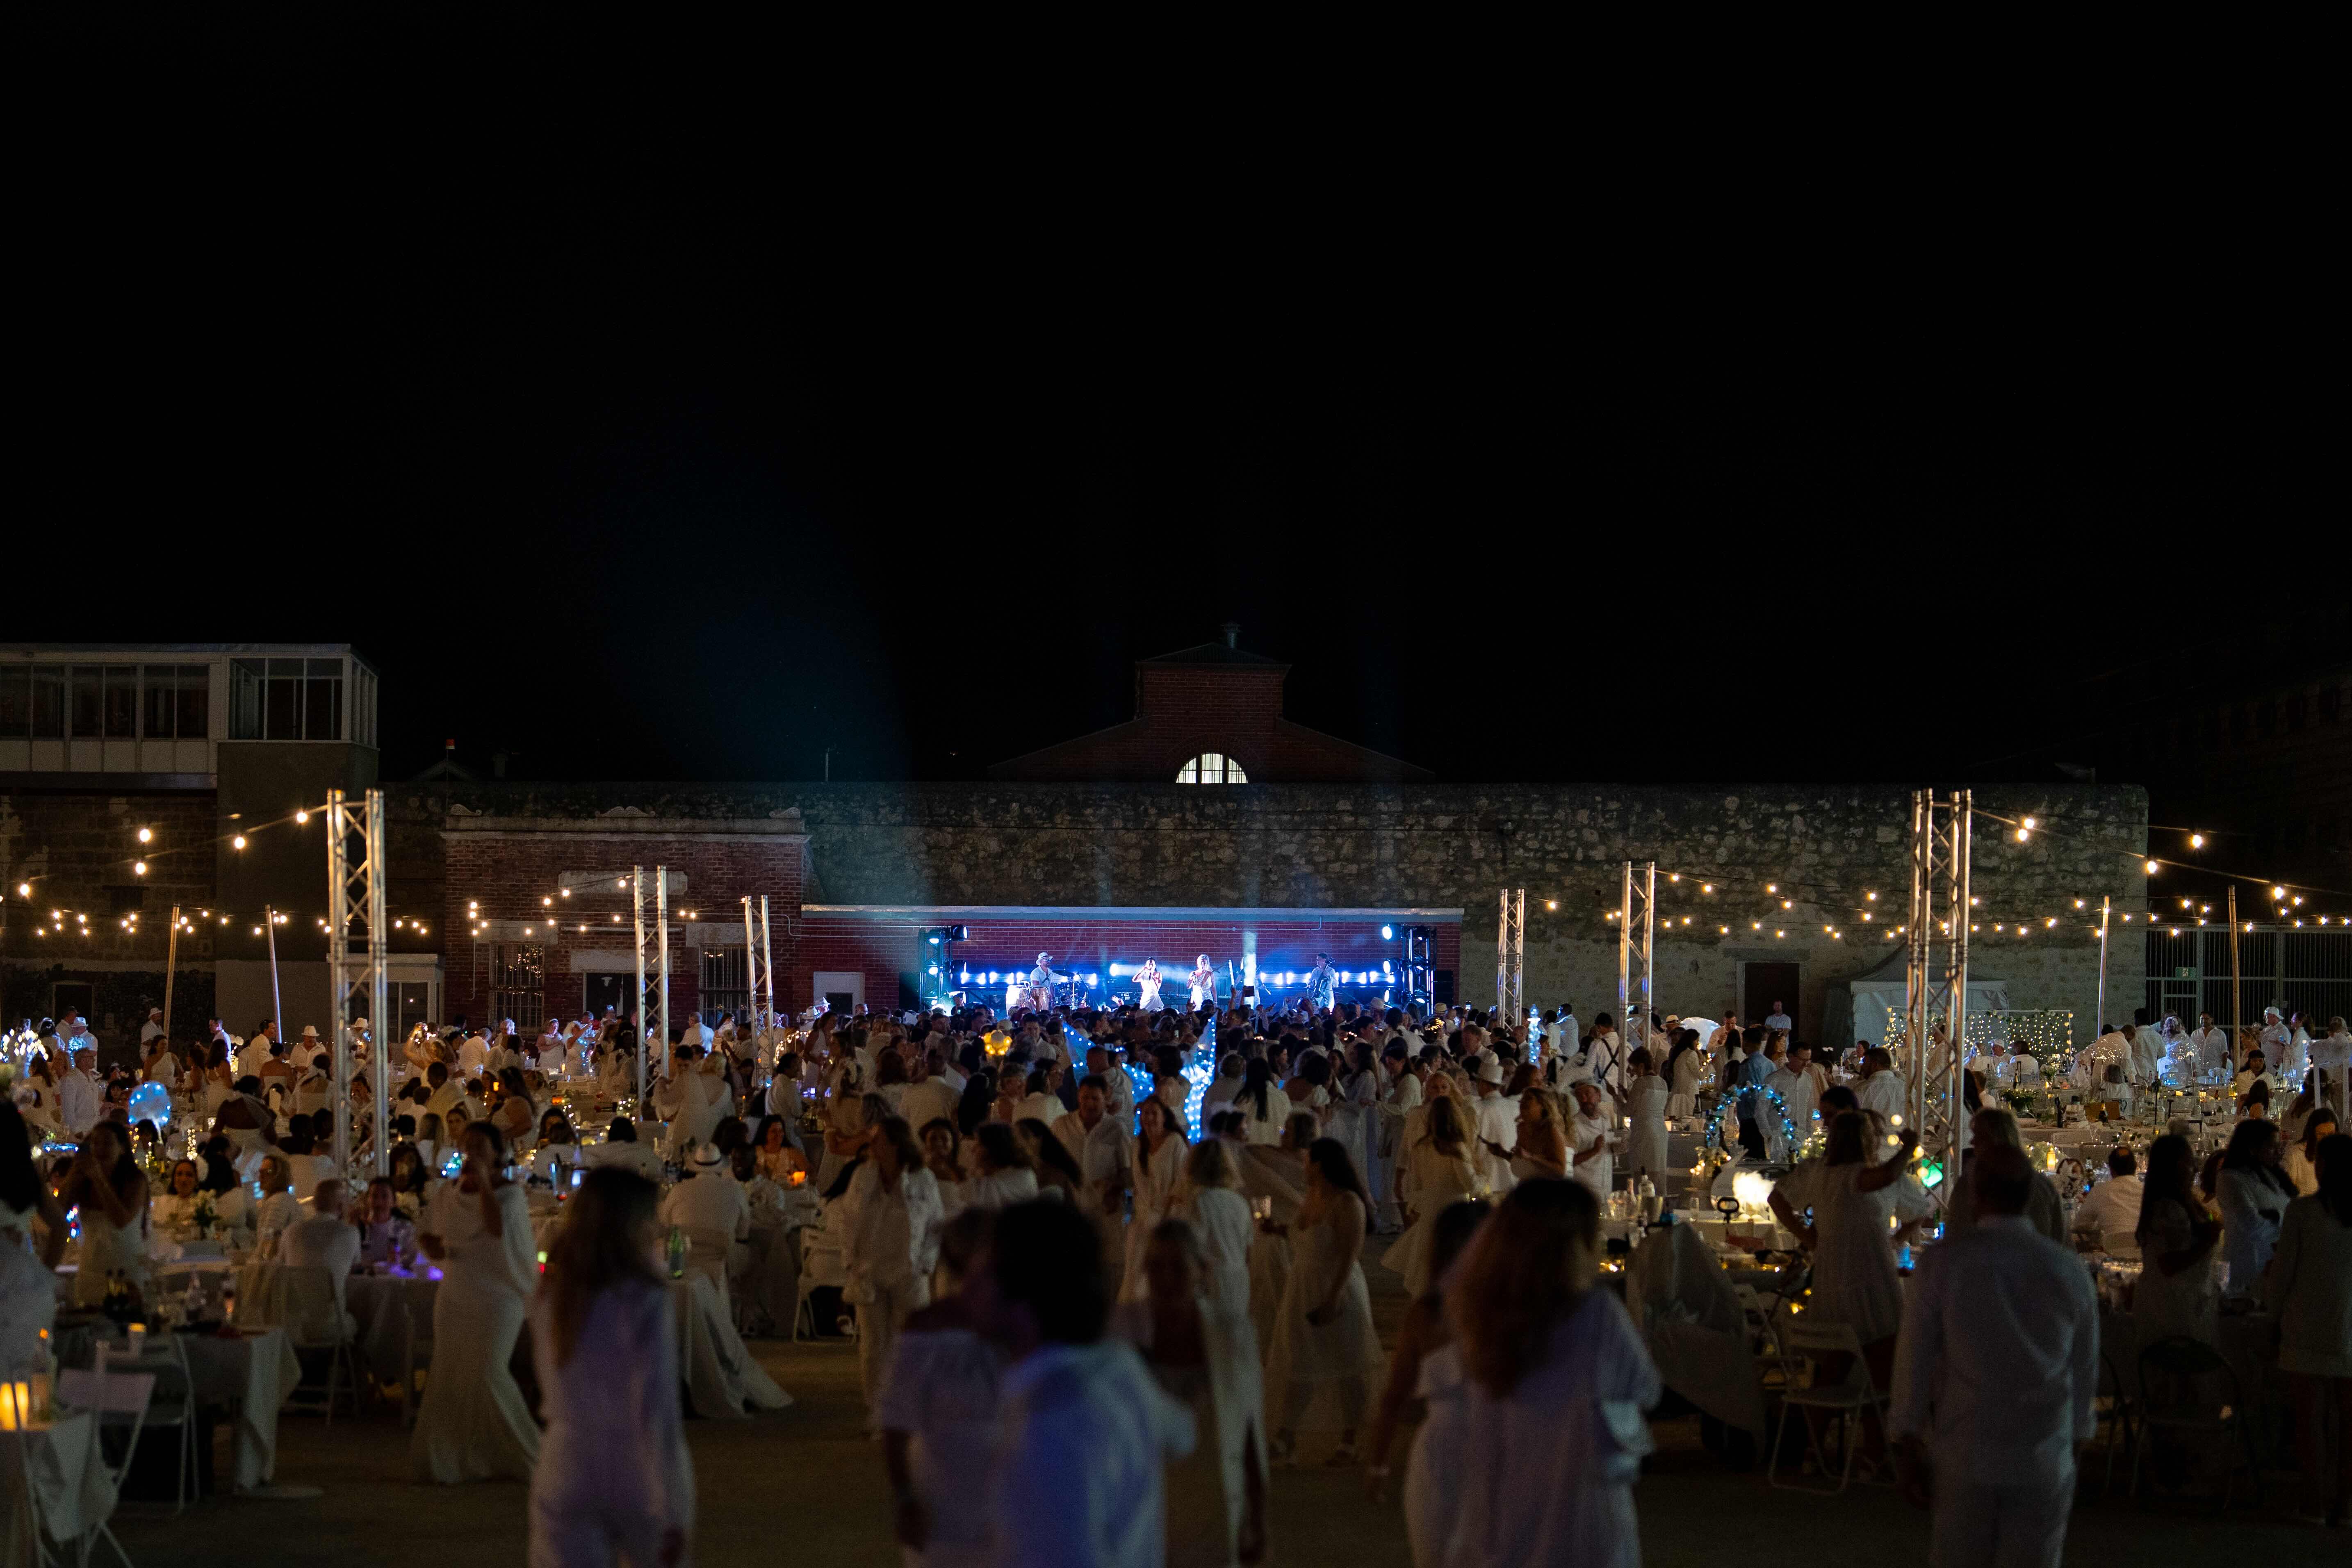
[
  {"x1": 1138, "y1": 640, "x2": 1288, "y2": 669},
  {"x1": 0, "y1": 642, "x2": 372, "y2": 664}
]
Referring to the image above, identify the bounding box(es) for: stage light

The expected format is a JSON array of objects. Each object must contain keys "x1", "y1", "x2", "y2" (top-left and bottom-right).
[
  {"x1": 1088, "y1": 975, "x2": 1099, "y2": 987},
  {"x1": 1380, "y1": 923, "x2": 1394, "y2": 939},
  {"x1": 928, "y1": 965, "x2": 939, "y2": 976},
  {"x1": 959, "y1": 969, "x2": 971, "y2": 983},
  {"x1": 928, "y1": 934, "x2": 940, "y2": 944}
]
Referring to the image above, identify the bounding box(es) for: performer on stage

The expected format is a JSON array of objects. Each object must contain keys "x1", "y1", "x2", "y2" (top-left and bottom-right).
[
  {"x1": 1135, "y1": 958, "x2": 1165, "y2": 1012},
  {"x1": 1028, "y1": 953, "x2": 1057, "y2": 1013},
  {"x1": 1306, "y1": 952, "x2": 1339, "y2": 1014},
  {"x1": 1189, "y1": 954, "x2": 1217, "y2": 1012}
]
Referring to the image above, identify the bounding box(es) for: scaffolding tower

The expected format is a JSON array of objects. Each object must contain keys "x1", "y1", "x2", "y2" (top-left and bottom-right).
[
  {"x1": 741, "y1": 894, "x2": 775, "y2": 1037},
  {"x1": 1905, "y1": 788, "x2": 1972, "y2": 1189},
  {"x1": 1616, "y1": 860, "x2": 1656, "y2": 1093},
  {"x1": 633, "y1": 865, "x2": 670, "y2": 1108},
  {"x1": 1495, "y1": 888, "x2": 1525, "y2": 1022},
  {"x1": 326, "y1": 787, "x2": 390, "y2": 1175}
]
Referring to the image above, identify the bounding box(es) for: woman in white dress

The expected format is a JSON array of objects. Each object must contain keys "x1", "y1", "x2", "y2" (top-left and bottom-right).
[
  {"x1": 1267, "y1": 1138, "x2": 1383, "y2": 1465},
  {"x1": 1406, "y1": 1180, "x2": 1660, "y2": 1568},
  {"x1": 1137, "y1": 959, "x2": 1166, "y2": 1013},
  {"x1": 1665, "y1": 1030, "x2": 1705, "y2": 1121},
  {"x1": 1125, "y1": 1097, "x2": 1191, "y2": 1299},
  {"x1": 1771, "y1": 1112, "x2": 1930, "y2": 1475},
  {"x1": 1, "y1": 1103, "x2": 69, "y2": 1370},
  {"x1": 839, "y1": 1116, "x2": 944, "y2": 1425},
  {"x1": 529, "y1": 1165, "x2": 693, "y2": 1568},
  {"x1": 1236, "y1": 1059, "x2": 1293, "y2": 1147},
  {"x1": 1118, "y1": 1218, "x2": 1269, "y2": 1568},
  {"x1": 1327, "y1": 1043, "x2": 1382, "y2": 1233},
  {"x1": 1239, "y1": 1114, "x2": 1316, "y2": 1354},
  {"x1": 1384, "y1": 1097, "x2": 1484, "y2": 1297},
  {"x1": 1181, "y1": 1138, "x2": 1257, "y2": 1321},
  {"x1": 59, "y1": 1121, "x2": 150, "y2": 1309},
  {"x1": 2132, "y1": 1133, "x2": 2222, "y2": 1347},
  {"x1": 1190, "y1": 955, "x2": 1219, "y2": 1013},
  {"x1": 2215, "y1": 1118, "x2": 2297, "y2": 1296},
  {"x1": 413, "y1": 1121, "x2": 541, "y2": 1484},
  {"x1": 1618, "y1": 1047, "x2": 1671, "y2": 1185},
  {"x1": 879, "y1": 1209, "x2": 1003, "y2": 1568}
]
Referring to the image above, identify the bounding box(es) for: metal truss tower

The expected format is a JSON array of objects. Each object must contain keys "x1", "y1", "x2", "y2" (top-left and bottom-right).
[
  {"x1": 1495, "y1": 889, "x2": 1525, "y2": 1022},
  {"x1": 326, "y1": 787, "x2": 390, "y2": 1175},
  {"x1": 1617, "y1": 860, "x2": 1656, "y2": 1093},
  {"x1": 742, "y1": 894, "x2": 775, "y2": 1037},
  {"x1": 633, "y1": 865, "x2": 670, "y2": 1107},
  {"x1": 1905, "y1": 789, "x2": 1973, "y2": 1188}
]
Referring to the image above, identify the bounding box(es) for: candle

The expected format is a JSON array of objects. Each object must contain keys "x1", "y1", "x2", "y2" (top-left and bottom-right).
[{"x1": 0, "y1": 1381, "x2": 21, "y2": 1430}]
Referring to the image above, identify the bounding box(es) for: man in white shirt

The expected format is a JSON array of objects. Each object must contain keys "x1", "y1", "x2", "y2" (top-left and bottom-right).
[
  {"x1": 139, "y1": 1007, "x2": 165, "y2": 1047},
  {"x1": 1202, "y1": 1054, "x2": 1246, "y2": 1117},
  {"x1": 660, "y1": 1145, "x2": 752, "y2": 1247},
  {"x1": 972, "y1": 1201, "x2": 1197, "y2": 1568},
  {"x1": 1051, "y1": 1079, "x2": 1133, "y2": 1267},
  {"x1": 1765, "y1": 1042, "x2": 1819, "y2": 1159},
  {"x1": 252, "y1": 1154, "x2": 303, "y2": 1257},
  {"x1": 456, "y1": 1030, "x2": 488, "y2": 1077},
  {"x1": 583, "y1": 1118, "x2": 665, "y2": 1180},
  {"x1": 2070, "y1": 1148, "x2": 2145, "y2": 1256},
  {"x1": 1567, "y1": 1080, "x2": 1613, "y2": 1199},
  {"x1": 58, "y1": 1048, "x2": 103, "y2": 1136},
  {"x1": 2258, "y1": 1005, "x2": 2292, "y2": 1068},
  {"x1": 1763, "y1": 1000, "x2": 1793, "y2": 1035},
  {"x1": 278, "y1": 1178, "x2": 363, "y2": 1326},
  {"x1": 1891, "y1": 1144, "x2": 2097, "y2": 1568},
  {"x1": 1470, "y1": 1057, "x2": 1519, "y2": 1194},
  {"x1": 1855, "y1": 1048, "x2": 1909, "y2": 1121},
  {"x1": 2187, "y1": 1013, "x2": 2230, "y2": 1083},
  {"x1": 900, "y1": 1053, "x2": 960, "y2": 1133},
  {"x1": 1079, "y1": 1046, "x2": 1135, "y2": 1126}
]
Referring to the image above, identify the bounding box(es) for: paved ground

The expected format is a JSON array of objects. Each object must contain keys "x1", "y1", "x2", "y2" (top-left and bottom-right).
[{"x1": 108, "y1": 1270, "x2": 2341, "y2": 1568}]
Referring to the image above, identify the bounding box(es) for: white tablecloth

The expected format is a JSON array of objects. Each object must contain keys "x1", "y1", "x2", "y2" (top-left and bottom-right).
[
  {"x1": 345, "y1": 1274, "x2": 440, "y2": 1379},
  {"x1": 179, "y1": 1329, "x2": 302, "y2": 1490},
  {"x1": 3, "y1": 1411, "x2": 114, "y2": 1562},
  {"x1": 670, "y1": 1274, "x2": 789, "y2": 1420}
]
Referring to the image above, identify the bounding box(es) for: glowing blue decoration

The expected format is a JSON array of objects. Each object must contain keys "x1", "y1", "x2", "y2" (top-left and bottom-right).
[
  {"x1": 128, "y1": 1081, "x2": 173, "y2": 1127},
  {"x1": 959, "y1": 969, "x2": 971, "y2": 983},
  {"x1": 440, "y1": 1148, "x2": 466, "y2": 1178},
  {"x1": 1183, "y1": 1021, "x2": 1215, "y2": 1136},
  {"x1": 1702, "y1": 1082, "x2": 1800, "y2": 1154},
  {"x1": 1381, "y1": 924, "x2": 1394, "y2": 940}
]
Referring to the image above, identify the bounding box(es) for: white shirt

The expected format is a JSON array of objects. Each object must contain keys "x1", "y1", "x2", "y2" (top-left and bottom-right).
[
  {"x1": 660, "y1": 1170, "x2": 751, "y2": 1242},
  {"x1": 58, "y1": 1069, "x2": 102, "y2": 1135},
  {"x1": 1050, "y1": 1110, "x2": 1134, "y2": 1191},
  {"x1": 1473, "y1": 1091, "x2": 1519, "y2": 1193},
  {"x1": 1888, "y1": 1215, "x2": 2099, "y2": 1483},
  {"x1": 2072, "y1": 1173, "x2": 2144, "y2": 1251},
  {"x1": 1569, "y1": 1111, "x2": 1613, "y2": 1198},
  {"x1": 1764, "y1": 1012, "x2": 1792, "y2": 1034},
  {"x1": 1855, "y1": 1070, "x2": 1908, "y2": 1121},
  {"x1": 279, "y1": 1213, "x2": 362, "y2": 1297},
  {"x1": 990, "y1": 1340, "x2": 1196, "y2": 1568}
]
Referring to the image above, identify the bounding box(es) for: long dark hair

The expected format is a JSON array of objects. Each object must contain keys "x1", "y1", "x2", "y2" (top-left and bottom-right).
[
  {"x1": 2137, "y1": 1133, "x2": 2202, "y2": 1247},
  {"x1": 1016, "y1": 1117, "x2": 1085, "y2": 1190},
  {"x1": 0, "y1": 1103, "x2": 40, "y2": 1214},
  {"x1": 1304, "y1": 1136, "x2": 1372, "y2": 1226},
  {"x1": 2314, "y1": 1133, "x2": 2352, "y2": 1227},
  {"x1": 2220, "y1": 1118, "x2": 2295, "y2": 1199},
  {"x1": 1243, "y1": 1056, "x2": 1275, "y2": 1120},
  {"x1": 955, "y1": 1070, "x2": 996, "y2": 1136},
  {"x1": 538, "y1": 1167, "x2": 662, "y2": 1367}
]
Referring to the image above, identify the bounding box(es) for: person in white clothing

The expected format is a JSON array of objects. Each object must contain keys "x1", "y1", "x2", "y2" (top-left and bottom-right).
[
  {"x1": 839, "y1": 1117, "x2": 945, "y2": 1421},
  {"x1": 413, "y1": 1122, "x2": 541, "y2": 1483},
  {"x1": 661, "y1": 1144, "x2": 752, "y2": 1292},
  {"x1": 2070, "y1": 1147, "x2": 2146, "y2": 1256},
  {"x1": 57, "y1": 1048, "x2": 103, "y2": 1136},
  {"x1": 1763, "y1": 1001, "x2": 1793, "y2": 1035},
  {"x1": 1764, "y1": 1043, "x2": 1819, "y2": 1162},
  {"x1": 2188, "y1": 1013, "x2": 2232, "y2": 1084},
  {"x1": 530, "y1": 1165, "x2": 695, "y2": 1568},
  {"x1": 971, "y1": 1198, "x2": 1197, "y2": 1568},
  {"x1": 278, "y1": 1178, "x2": 363, "y2": 1328},
  {"x1": 1189, "y1": 955, "x2": 1219, "y2": 1012},
  {"x1": 1567, "y1": 1080, "x2": 1614, "y2": 1199},
  {"x1": 1854, "y1": 1048, "x2": 1908, "y2": 1121},
  {"x1": 1406, "y1": 1179, "x2": 1659, "y2": 1568},
  {"x1": 1890, "y1": 1144, "x2": 2099, "y2": 1568},
  {"x1": 1469, "y1": 1058, "x2": 1519, "y2": 1195}
]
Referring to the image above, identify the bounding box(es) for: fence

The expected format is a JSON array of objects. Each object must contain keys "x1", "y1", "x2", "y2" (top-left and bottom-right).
[{"x1": 2142, "y1": 925, "x2": 2352, "y2": 1027}]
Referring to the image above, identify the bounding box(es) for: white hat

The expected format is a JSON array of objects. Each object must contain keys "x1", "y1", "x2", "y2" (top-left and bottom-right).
[
  {"x1": 688, "y1": 1142, "x2": 725, "y2": 1170},
  {"x1": 1037, "y1": 952, "x2": 1052, "y2": 963},
  {"x1": 1476, "y1": 1054, "x2": 1504, "y2": 1085},
  {"x1": 301, "y1": 1025, "x2": 319, "y2": 1039}
]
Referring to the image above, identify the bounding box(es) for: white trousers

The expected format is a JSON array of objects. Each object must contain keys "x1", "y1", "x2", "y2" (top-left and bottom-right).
[{"x1": 1930, "y1": 1470, "x2": 2072, "y2": 1568}]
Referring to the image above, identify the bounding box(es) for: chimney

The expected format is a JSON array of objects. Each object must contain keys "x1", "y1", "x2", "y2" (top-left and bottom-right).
[{"x1": 1220, "y1": 622, "x2": 1240, "y2": 649}]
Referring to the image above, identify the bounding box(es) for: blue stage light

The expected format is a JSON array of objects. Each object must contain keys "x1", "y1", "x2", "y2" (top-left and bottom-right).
[
  {"x1": 1381, "y1": 924, "x2": 1394, "y2": 940},
  {"x1": 928, "y1": 964, "x2": 939, "y2": 976}
]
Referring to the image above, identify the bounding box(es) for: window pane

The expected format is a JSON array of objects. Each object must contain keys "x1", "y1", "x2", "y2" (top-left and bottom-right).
[
  {"x1": 31, "y1": 667, "x2": 65, "y2": 737},
  {"x1": 143, "y1": 666, "x2": 178, "y2": 737},
  {"x1": 70, "y1": 667, "x2": 101, "y2": 737},
  {"x1": 229, "y1": 660, "x2": 264, "y2": 739},
  {"x1": 176, "y1": 665, "x2": 209, "y2": 738},
  {"x1": 1176, "y1": 757, "x2": 1199, "y2": 783},
  {"x1": 303, "y1": 668, "x2": 341, "y2": 740},
  {"x1": 1227, "y1": 760, "x2": 1248, "y2": 783},
  {"x1": 0, "y1": 668, "x2": 28, "y2": 735},
  {"x1": 265, "y1": 667, "x2": 301, "y2": 738},
  {"x1": 103, "y1": 667, "x2": 137, "y2": 737}
]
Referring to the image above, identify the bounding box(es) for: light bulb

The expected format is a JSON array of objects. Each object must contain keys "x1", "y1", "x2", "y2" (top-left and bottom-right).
[
  {"x1": 14, "y1": 883, "x2": 25, "y2": 897},
  {"x1": 232, "y1": 835, "x2": 246, "y2": 850},
  {"x1": 2189, "y1": 832, "x2": 2203, "y2": 848},
  {"x1": 2272, "y1": 886, "x2": 2286, "y2": 900},
  {"x1": 133, "y1": 861, "x2": 146, "y2": 875},
  {"x1": 1766, "y1": 883, "x2": 1777, "y2": 893},
  {"x1": 137, "y1": 827, "x2": 152, "y2": 843},
  {"x1": 295, "y1": 810, "x2": 309, "y2": 824},
  {"x1": 2145, "y1": 860, "x2": 2158, "y2": 875},
  {"x1": 2022, "y1": 816, "x2": 2037, "y2": 830}
]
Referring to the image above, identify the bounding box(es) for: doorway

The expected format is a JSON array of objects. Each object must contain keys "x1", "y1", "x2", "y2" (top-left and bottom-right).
[
  {"x1": 1743, "y1": 963, "x2": 1802, "y2": 1038},
  {"x1": 51, "y1": 981, "x2": 93, "y2": 1026},
  {"x1": 583, "y1": 973, "x2": 631, "y2": 1022}
]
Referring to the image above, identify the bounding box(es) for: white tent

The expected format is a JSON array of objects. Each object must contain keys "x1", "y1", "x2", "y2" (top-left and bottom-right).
[{"x1": 1829, "y1": 946, "x2": 2011, "y2": 1051}]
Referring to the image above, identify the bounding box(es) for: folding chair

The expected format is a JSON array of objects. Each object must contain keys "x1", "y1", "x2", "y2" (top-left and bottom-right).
[
  {"x1": 2094, "y1": 1350, "x2": 2136, "y2": 1496},
  {"x1": 793, "y1": 1224, "x2": 847, "y2": 1342},
  {"x1": 1766, "y1": 1318, "x2": 1889, "y2": 1494},
  {"x1": 267, "y1": 1266, "x2": 362, "y2": 1425},
  {"x1": 56, "y1": 1362, "x2": 154, "y2": 1568},
  {"x1": 2133, "y1": 1335, "x2": 2261, "y2": 1509}
]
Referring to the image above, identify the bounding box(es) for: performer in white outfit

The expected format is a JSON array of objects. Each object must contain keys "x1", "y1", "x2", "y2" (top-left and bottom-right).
[
  {"x1": 413, "y1": 1123, "x2": 541, "y2": 1484},
  {"x1": 1189, "y1": 955, "x2": 1218, "y2": 1012},
  {"x1": 1028, "y1": 953, "x2": 1058, "y2": 1014},
  {"x1": 1136, "y1": 958, "x2": 1165, "y2": 1013},
  {"x1": 529, "y1": 1167, "x2": 694, "y2": 1568}
]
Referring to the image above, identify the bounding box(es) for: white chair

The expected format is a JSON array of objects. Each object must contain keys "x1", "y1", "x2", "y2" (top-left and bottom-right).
[
  {"x1": 261, "y1": 1266, "x2": 360, "y2": 1425},
  {"x1": 681, "y1": 1226, "x2": 734, "y2": 1301},
  {"x1": 56, "y1": 1363, "x2": 153, "y2": 1568},
  {"x1": 792, "y1": 1224, "x2": 848, "y2": 1343},
  {"x1": 1766, "y1": 1318, "x2": 1890, "y2": 1494}
]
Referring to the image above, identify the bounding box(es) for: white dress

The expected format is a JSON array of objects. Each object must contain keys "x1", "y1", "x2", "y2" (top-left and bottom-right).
[
  {"x1": 1125, "y1": 1135, "x2": 1190, "y2": 1299},
  {"x1": 1622, "y1": 1077, "x2": 1669, "y2": 1182},
  {"x1": 2133, "y1": 1197, "x2": 2220, "y2": 1347},
  {"x1": 1383, "y1": 1145, "x2": 1481, "y2": 1297},
  {"x1": 1327, "y1": 1070, "x2": 1381, "y2": 1227},
  {"x1": 528, "y1": 1279, "x2": 692, "y2": 1568},
  {"x1": 1666, "y1": 1050, "x2": 1705, "y2": 1119},
  {"x1": 1, "y1": 1210, "x2": 58, "y2": 1372},
  {"x1": 1269, "y1": 1193, "x2": 1381, "y2": 1389},
  {"x1": 1778, "y1": 1161, "x2": 1926, "y2": 1347},
  {"x1": 73, "y1": 1196, "x2": 149, "y2": 1308},
  {"x1": 877, "y1": 1326, "x2": 1002, "y2": 1568},
  {"x1": 412, "y1": 1180, "x2": 540, "y2": 1482},
  {"x1": 1407, "y1": 1289, "x2": 1660, "y2": 1568},
  {"x1": 1186, "y1": 1186, "x2": 1256, "y2": 1322}
]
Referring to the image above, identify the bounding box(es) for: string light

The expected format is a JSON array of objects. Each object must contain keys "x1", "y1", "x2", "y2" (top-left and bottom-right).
[
  {"x1": 294, "y1": 810, "x2": 309, "y2": 824},
  {"x1": 231, "y1": 835, "x2": 246, "y2": 850},
  {"x1": 136, "y1": 827, "x2": 152, "y2": 843},
  {"x1": 2145, "y1": 860, "x2": 2159, "y2": 875},
  {"x1": 132, "y1": 862, "x2": 146, "y2": 876},
  {"x1": 2188, "y1": 833, "x2": 2204, "y2": 848}
]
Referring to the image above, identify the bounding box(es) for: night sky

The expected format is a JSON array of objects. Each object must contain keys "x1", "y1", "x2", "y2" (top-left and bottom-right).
[{"x1": 21, "y1": 66, "x2": 2330, "y2": 797}]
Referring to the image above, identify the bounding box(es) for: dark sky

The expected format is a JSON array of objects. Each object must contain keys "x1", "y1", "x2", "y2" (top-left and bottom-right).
[{"x1": 21, "y1": 51, "x2": 2330, "y2": 791}]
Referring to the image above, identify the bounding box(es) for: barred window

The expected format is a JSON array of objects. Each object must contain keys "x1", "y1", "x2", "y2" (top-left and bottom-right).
[{"x1": 1176, "y1": 752, "x2": 1249, "y2": 784}]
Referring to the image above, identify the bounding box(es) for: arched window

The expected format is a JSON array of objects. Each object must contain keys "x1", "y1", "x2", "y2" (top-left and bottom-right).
[{"x1": 1176, "y1": 752, "x2": 1249, "y2": 784}]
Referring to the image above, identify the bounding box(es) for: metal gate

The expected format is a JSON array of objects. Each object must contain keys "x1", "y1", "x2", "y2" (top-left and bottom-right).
[{"x1": 2143, "y1": 926, "x2": 2352, "y2": 1026}]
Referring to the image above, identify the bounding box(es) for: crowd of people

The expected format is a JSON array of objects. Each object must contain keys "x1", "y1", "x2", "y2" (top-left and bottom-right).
[{"x1": 8, "y1": 985, "x2": 2352, "y2": 1564}]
